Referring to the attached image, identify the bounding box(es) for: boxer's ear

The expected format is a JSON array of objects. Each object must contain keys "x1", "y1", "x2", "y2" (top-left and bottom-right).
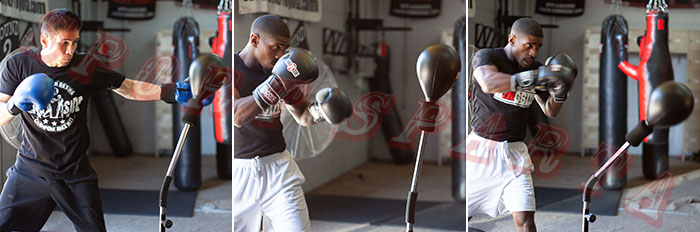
[
  {"x1": 508, "y1": 34, "x2": 516, "y2": 46},
  {"x1": 250, "y1": 33, "x2": 259, "y2": 47}
]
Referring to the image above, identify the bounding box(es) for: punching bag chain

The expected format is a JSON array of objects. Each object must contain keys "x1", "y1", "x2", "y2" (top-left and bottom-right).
[
  {"x1": 647, "y1": 0, "x2": 668, "y2": 12},
  {"x1": 609, "y1": 0, "x2": 622, "y2": 15},
  {"x1": 181, "y1": 0, "x2": 194, "y2": 16},
  {"x1": 218, "y1": 0, "x2": 232, "y2": 11}
]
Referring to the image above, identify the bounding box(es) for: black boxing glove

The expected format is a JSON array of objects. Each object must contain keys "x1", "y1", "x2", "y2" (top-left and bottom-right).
[
  {"x1": 543, "y1": 52, "x2": 577, "y2": 102},
  {"x1": 252, "y1": 48, "x2": 319, "y2": 110},
  {"x1": 511, "y1": 65, "x2": 575, "y2": 102},
  {"x1": 308, "y1": 87, "x2": 353, "y2": 124}
]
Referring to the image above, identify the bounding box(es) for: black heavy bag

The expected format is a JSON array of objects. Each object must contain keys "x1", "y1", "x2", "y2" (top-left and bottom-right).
[
  {"x1": 451, "y1": 16, "x2": 466, "y2": 202},
  {"x1": 599, "y1": 15, "x2": 628, "y2": 190},
  {"x1": 618, "y1": 11, "x2": 673, "y2": 179},
  {"x1": 172, "y1": 17, "x2": 201, "y2": 190},
  {"x1": 212, "y1": 5, "x2": 232, "y2": 179},
  {"x1": 94, "y1": 90, "x2": 133, "y2": 156},
  {"x1": 368, "y1": 42, "x2": 413, "y2": 164}
]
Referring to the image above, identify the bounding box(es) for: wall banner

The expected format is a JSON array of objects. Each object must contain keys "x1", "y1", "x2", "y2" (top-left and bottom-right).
[
  {"x1": 0, "y1": 0, "x2": 48, "y2": 23},
  {"x1": 0, "y1": 19, "x2": 20, "y2": 62},
  {"x1": 390, "y1": 0, "x2": 441, "y2": 18},
  {"x1": 108, "y1": 0, "x2": 156, "y2": 20},
  {"x1": 238, "y1": 0, "x2": 322, "y2": 22}
]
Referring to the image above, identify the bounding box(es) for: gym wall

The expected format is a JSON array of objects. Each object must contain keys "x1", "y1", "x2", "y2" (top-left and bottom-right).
[
  {"x1": 234, "y1": 1, "x2": 370, "y2": 192},
  {"x1": 83, "y1": 1, "x2": 219, "y2": 156},
  {"x1": 382, "y1": 1, "x2": 467, "y2": 163},
  {"x1": 469, "y1": 0, "x2": 700, "y2": 156}
]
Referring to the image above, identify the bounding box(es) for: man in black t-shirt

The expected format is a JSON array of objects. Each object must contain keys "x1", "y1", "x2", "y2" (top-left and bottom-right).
[
  {"x1": 467, "y1": 18, "x2": 577, "y2": 232},
  {"x1": 233, "y1": 14, "x2": 352, "y2": 232},
  {"x1": 0, "y1": 9, "x2": 194, "y2": 231}
]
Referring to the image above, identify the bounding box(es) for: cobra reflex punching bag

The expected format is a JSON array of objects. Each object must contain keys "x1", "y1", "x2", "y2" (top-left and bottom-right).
[
  {"x1": 599, "y1": 15, "x2": 628, "y2": 190},
  {"x1": 173, "y1": 17, "x2": 202, "y2": 190},
  {"x1": 368, "y1": 41, "x2": 413, "y2": 164},
  {"x1": 618, "y1": 10, "x2": 673, "y2": 180},
  {"x1": 451, "y1": 16, "x2": 466, "y2": 202},
  {"x1": 211, "y1": 2, "x2": 232, "y2": 180}
]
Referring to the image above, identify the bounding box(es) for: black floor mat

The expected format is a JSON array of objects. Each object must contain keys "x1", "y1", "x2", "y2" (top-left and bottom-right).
[
  {"x1": 374, "y1": 201, "x2": 466, "y2": 231},
  {"x1": 306, "y1": 194, "x2": 465, "y2": 231},
  {"x1": 98, "y1": 189, "x2": 197, "y2": 217},
  {"x1": 535, "y1": 187, "x2": 623, "y2": 216}
]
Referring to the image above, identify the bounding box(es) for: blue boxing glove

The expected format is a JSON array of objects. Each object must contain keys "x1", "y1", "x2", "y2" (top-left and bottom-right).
[
  {"x1": 161, "y1": 80, "x2": 195, "y2": 106},
  {"x1": 175, "y1": 81, "x2": 192, "y2": 106},
  {"x1": 173, "y1": 81, "x2": 214, "y2": 106},
  {"x1": 201, "y1": 94, "x2": 214, "y2": 106},
  {"x1": 7, "y1": 73, "x2": 55, "y2": 115}
]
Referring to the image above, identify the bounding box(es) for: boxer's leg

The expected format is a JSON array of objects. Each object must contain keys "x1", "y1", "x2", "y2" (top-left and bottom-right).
[
  {"x1": 0, "y1": 166, "x2": 56, "y2": 231},
  {"x1": 50, "y1": 173, "x2": 106, "y2": 232},
  {"x1": 233, "y1": 157, "x2": 263, "y2": 232},
  {"x1": 502, "y1": 171, "x2": 536, "y2": 232},
  {"x1": 466, "y1": 133, "x2": 509, "y2": 218},
  {"x1": 512, "y1": 211, "x2": 536, "y2": 232},
  {"x1": 260, "y1": 152, "x2": 310, "y2": 232},
  {"x1": 502, "y1": 141, "x2": 537, "y2": 232}
]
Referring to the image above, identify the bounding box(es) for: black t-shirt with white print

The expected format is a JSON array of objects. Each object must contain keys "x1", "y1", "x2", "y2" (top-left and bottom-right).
[
  {"x1": 0, "y1": 48, "x2": 125, "y2": 178},
  {"x1": 233, "y1": 52, "x2": 286, "y2": 159},
  {"x1": 470, "y1": 47, "x2": 548, "y2": 142}
]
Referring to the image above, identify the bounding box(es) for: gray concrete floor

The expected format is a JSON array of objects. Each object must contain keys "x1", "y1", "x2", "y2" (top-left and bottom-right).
[
  {"x1": 469, "y1": 154, "x2": 700, "y2": 232},
  {"x1": 41, "y1": 154, "x2": 232, "y2": 232},
  {"x1": 308, "y1": 161, "x2": 464, "y2": 232}
]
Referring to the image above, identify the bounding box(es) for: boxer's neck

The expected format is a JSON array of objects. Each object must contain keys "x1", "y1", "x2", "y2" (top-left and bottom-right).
[{"x1": 239, "y1": 45, "x2": 263, "y2": 73}]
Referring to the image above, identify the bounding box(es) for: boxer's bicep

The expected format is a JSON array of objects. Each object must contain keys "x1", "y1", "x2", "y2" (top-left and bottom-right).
[{"x1": 473, "y1": 65, "x2": 513, "y2": 94}]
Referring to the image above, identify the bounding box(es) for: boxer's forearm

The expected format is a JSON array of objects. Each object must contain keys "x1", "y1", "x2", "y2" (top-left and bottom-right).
[
  {"x1": 286, "y1": 100, "x2": 314, "y2": 127},
  {"x1": 233, "y1": 94, "x2": 262, "y2": 127},
  {"x1": 113, "y1": 79, "x2": 162, "y2": 101},
  {"x1": 536, "y1": 94, "x2": 563, "y2": 118},
  {"x1": 0, "y1": 94, "x2": 15, "y2": 126}
]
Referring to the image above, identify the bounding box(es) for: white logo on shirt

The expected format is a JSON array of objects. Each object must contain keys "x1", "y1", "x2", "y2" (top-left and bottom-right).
[
  {"x1": 30, "y1": 80, "x2": 83, "y2": 132},
  {"x1": 493, "y1": 89, "x2": 536, "y2": 108}
]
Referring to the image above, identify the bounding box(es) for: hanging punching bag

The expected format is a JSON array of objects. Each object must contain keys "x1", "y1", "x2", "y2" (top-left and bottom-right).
[
  {"x1": 599, "y1": 15, "x2": 628, "y2": 190},
  {"x1": 451, "y1": 16, "x2": 466, "y2": 202},
  {"x1": 618, "y1": 10, "x2": 673, "y2": 180},
  {"x1": 212, "y1": 3, "x2": 232, "y2": 180},
  {"x1": 94, "y1": 90, "x2": 133, "y2": 156},
  {"x1": 368, "y1": 41, "x2": 413, "y2": 164},
  {"x1": 172, "y1": 17, "x2": 202, "y2": 190}
]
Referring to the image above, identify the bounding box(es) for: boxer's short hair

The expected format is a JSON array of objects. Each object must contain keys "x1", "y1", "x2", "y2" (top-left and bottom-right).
[
  {"x1": 251, "y1": 14, "x2": 290, "y2": 38},
  {"x1": 40, "y1": 8, "x2": 82, "y2": 35},
  {"x1": 511, "y1": 18, "x2": 543, "y2": 38}
]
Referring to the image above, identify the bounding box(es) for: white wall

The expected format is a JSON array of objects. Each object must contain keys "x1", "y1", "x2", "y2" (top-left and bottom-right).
[
  {"x1": 84, "y1": 1, "x2": 220, "y2": 155},
  {"x1": 468, "y1": 0, "x2": 700, "y2": 155},
  {"x1": 380, "y1": 1, "x2": 468, "y2": 161},
  {"x1": 0, "y1": 1, "x2": 222, "y2": 157},
  {"x1": 233, "y1": 1, "x2": 370, "y2": 192}
]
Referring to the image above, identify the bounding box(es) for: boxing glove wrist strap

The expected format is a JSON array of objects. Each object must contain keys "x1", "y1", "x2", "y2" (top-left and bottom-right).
[
  {"x1": 6, "y1": 102, "x2": 21, "y2": 116},
  {"x1": 160, "y1": 83, "x2": 177, "y2": 104},
  {"x1": 308, "y1": 104, "x2": 327, "y2": 123}
]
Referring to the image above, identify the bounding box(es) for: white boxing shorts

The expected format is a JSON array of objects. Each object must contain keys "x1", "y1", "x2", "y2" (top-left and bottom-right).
[
  {"x1": 466, "y1": 132, "x2": 536, "y2": 217},
  {"x1": 233, "y1": 151, "x2": 311, "y2": 232}
]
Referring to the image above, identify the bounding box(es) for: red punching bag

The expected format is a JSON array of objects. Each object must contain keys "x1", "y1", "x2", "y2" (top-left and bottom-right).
[
  {"x1": 618, "y1": 9, "x2": 673, "y2": 180},
  {"x1": 211, "y1": 0, "x2": 232, "y2": 179}
]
